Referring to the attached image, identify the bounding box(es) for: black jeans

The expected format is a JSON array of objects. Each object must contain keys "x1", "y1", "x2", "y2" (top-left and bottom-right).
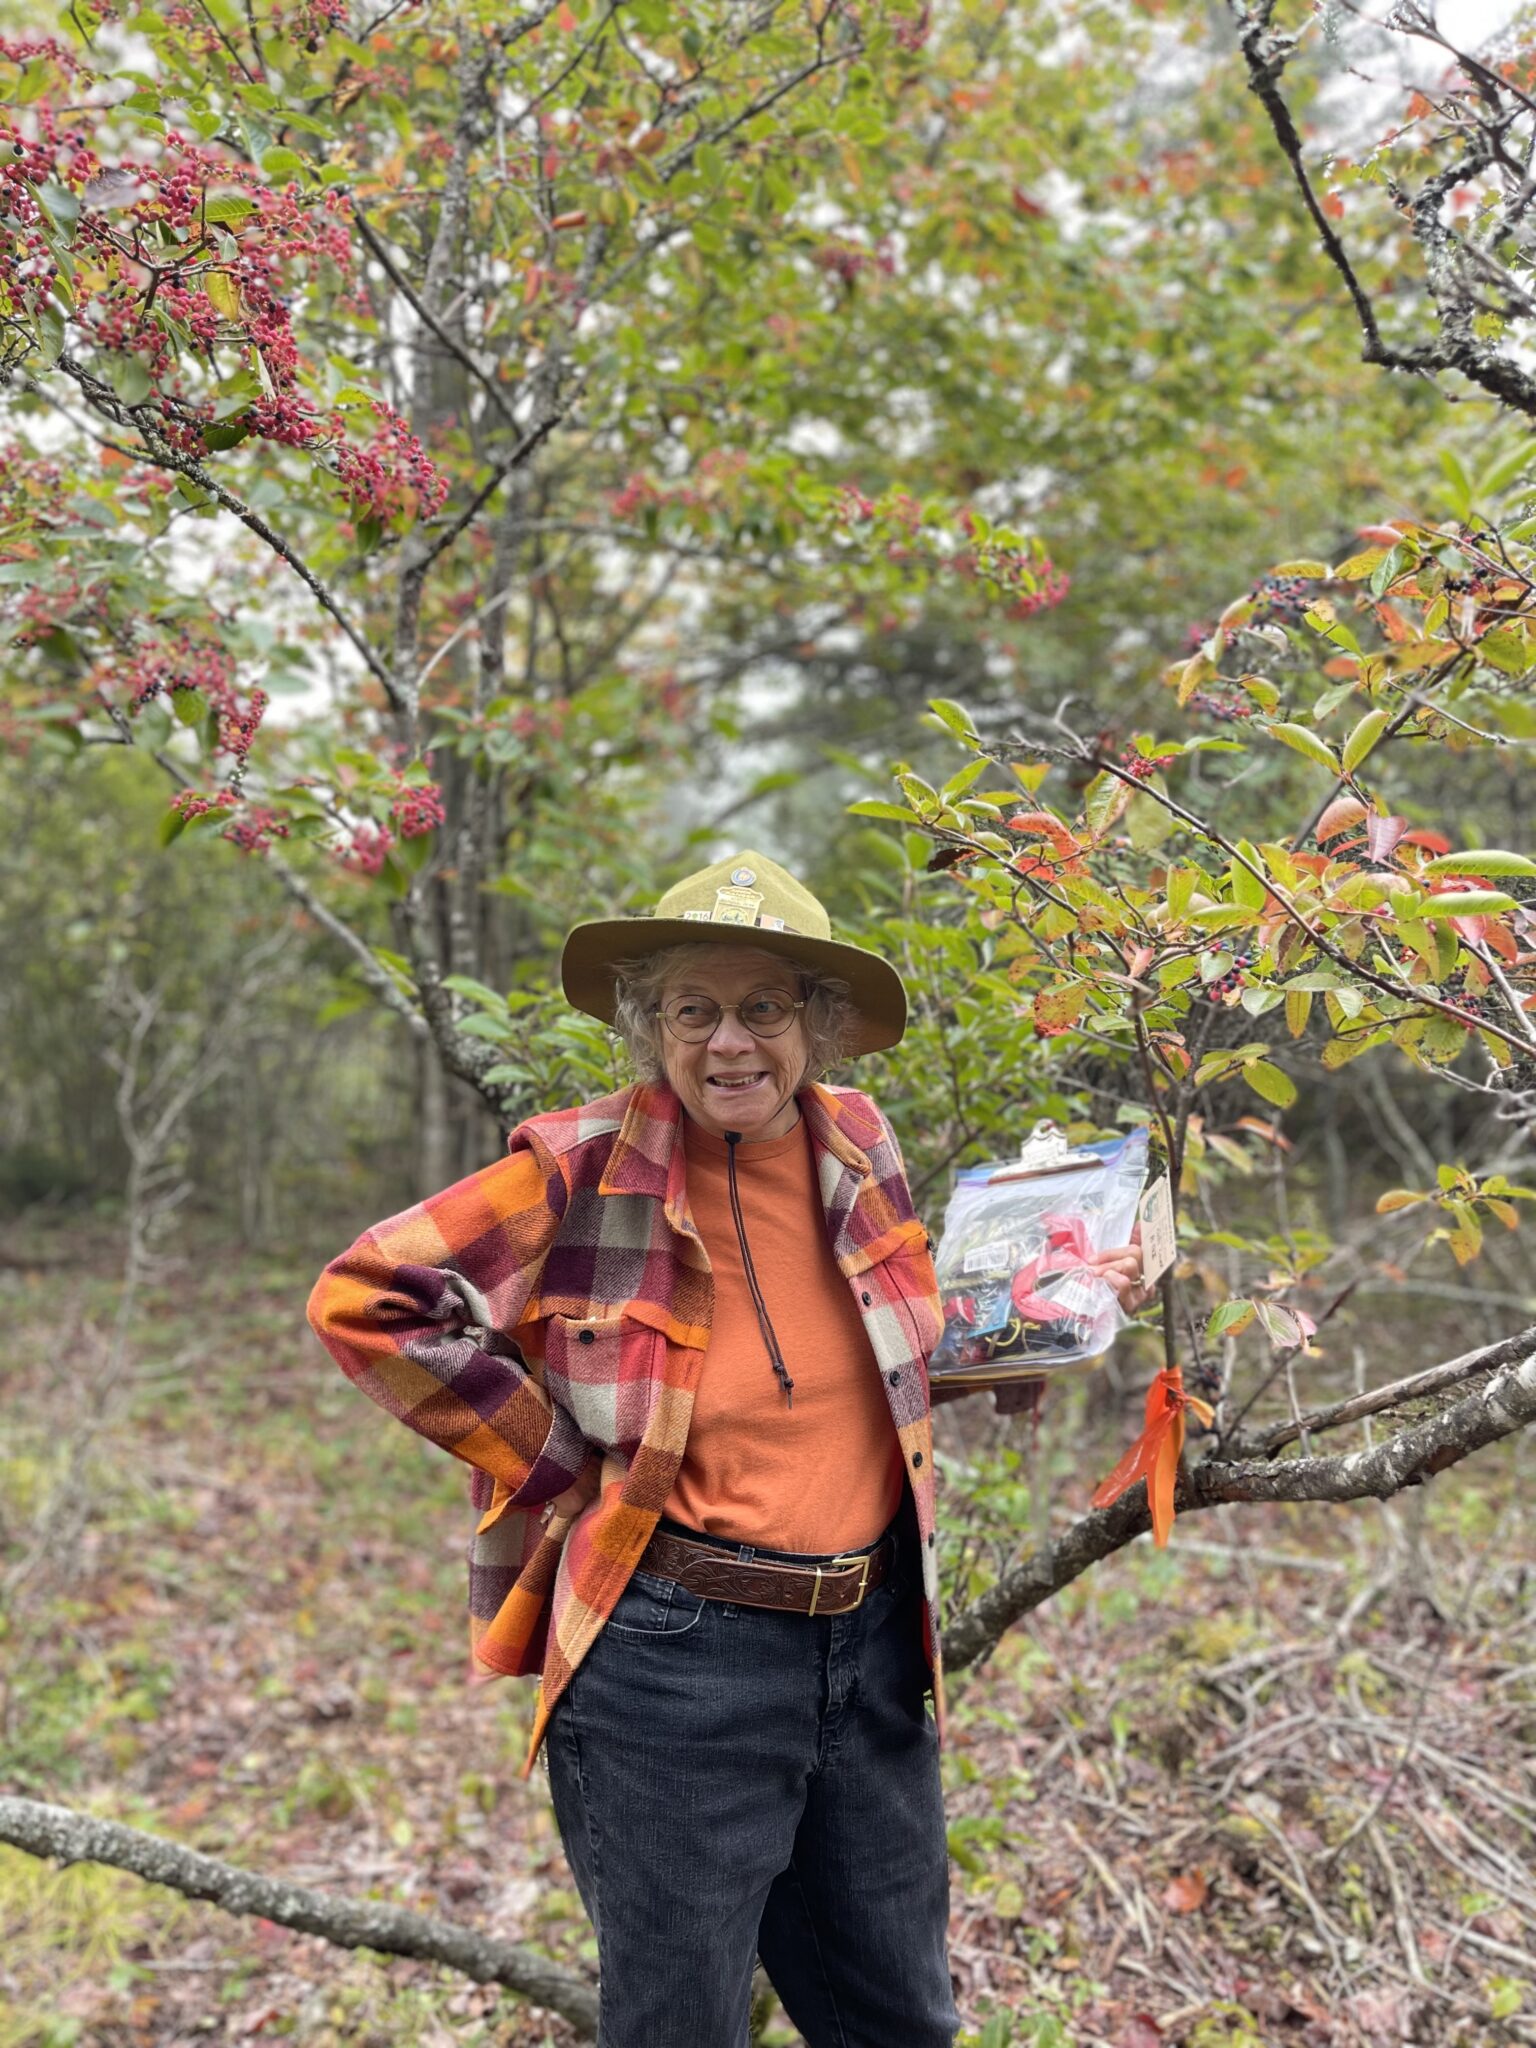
[{"x1": 545, "y1": 1501, "x2": 958, "y2": 2048}]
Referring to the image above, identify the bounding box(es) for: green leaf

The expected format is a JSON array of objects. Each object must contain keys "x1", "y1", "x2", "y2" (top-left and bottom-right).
[
  {"x1": 1475, "y1": 628, "x2": 1533, "y2": 675},
  {"x1": 1342, "y1": 708, "x2": 1390, "y2": 775},
  {"x1": 941, "y1": 756, "x2": 990, "y2": 802},
  {"x1": 104, "y1": 353, "x2": 153, "y2": 405},
  {"x1": 847, "y1": 800, "x2": 919, "y2": 823},
  {"x1": 926, "y1": 697, "x2": 977, "y2": 742},
  {"x1": 1207, "y1": 1299, "x2": 1257, "y2": 1339},
  {"x1": 1264, "y1": 722, "x2": 1341, "y2": 774},
  {"x1": 1423, "y1": 850, "x2": 1536, "y2": 879},
  {"x1": 1242, "y1": 1059, "x2": 1297, "y2": 1109},
  {"x1": 261, "y1": 146, "x2": 306, "y2": 179},
  {"x1": 1420, "y1": 891, "x2": 1517, "y2": 918},
  {"x1": 442, "y1": 975, "x2": 510, "y2": 1012},
  {"x1": 1439, "y1": 445, "x2": 1473, "y2": 519},
  {"x1": 204, "y1": 195, "x2": 258, "y2": 225}
]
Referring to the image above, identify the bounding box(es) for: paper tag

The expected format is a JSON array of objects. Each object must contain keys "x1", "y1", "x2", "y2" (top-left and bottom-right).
[
  {"x1": 1137, "y1": 1174, "x2": 1176, "y2": 1284},
  {"x1": 963, "y1": 1236, "x2": 1014, "y2": 1276},
  {"x1": 1044, "y1": 1273, "x2": 1102, "y2": 1320}
]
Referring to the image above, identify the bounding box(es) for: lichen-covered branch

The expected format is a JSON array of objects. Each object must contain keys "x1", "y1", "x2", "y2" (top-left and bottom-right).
[{"x1": 0, "y1": 1798, "x2": 599, "y2": 2039}]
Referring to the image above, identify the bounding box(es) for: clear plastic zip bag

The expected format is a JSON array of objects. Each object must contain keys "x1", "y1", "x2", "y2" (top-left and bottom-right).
[{"x1": 928, "y1": 1123, "x2": 1150, "y2": 1390}]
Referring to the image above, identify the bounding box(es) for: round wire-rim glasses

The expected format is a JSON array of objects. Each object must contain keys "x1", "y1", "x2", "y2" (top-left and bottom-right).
[{"x1": 655, "y1": 988, "x2": 806, "y2": 1042}]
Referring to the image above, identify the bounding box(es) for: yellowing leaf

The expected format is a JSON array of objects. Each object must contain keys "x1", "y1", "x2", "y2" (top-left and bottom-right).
[
  {"x1": 1243, "y1": 1059, "x2": 1297, "y2": 1109},
  {"x1": 1342, "y1": 707, "x2": 1390, "y2": 776},
  {"x1": 204, "y1": 271, "x2": 241, "y2": 319},
  {"x1": 1265, "y1": 721, "x2": 1341, "y2": 773},
  {"x1": 1375, "y1": 1189, "x2": 1423, "y2": 1212}
]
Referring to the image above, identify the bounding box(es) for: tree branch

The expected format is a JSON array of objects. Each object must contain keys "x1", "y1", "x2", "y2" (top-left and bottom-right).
[
  {"x1": 0, "y1": 1798, "x2": 598, "y2": 2038},
  {"x1": 54, "y1": 355, "x2": 395, "y2": 700},
  {"x1": 943, "y1": 1337, "x2": 1536, "y2": 1674},
  {"x1": 1221, "y1": 1321, "x2": 1536, "y2": 1460}
]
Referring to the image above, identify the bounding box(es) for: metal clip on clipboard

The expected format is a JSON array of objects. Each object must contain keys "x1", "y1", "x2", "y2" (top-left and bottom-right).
[{"x1": 987, "y1": 1118, "x2": 1106, "y2": 1186}]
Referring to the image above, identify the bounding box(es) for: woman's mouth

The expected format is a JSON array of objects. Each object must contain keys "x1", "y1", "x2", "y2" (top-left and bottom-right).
[{"x1": 706, "y1": 1071, "x2": 768, "y2": 1092}]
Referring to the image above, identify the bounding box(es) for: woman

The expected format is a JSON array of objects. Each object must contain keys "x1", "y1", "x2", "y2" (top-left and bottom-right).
[{"x1": 307, "y1": 849, "x2": 1152, "y2": 2048}]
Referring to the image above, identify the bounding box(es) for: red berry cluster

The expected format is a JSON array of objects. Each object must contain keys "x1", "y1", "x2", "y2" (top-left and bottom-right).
[
  {"x1": 170, "y1": 787, "x2": 237, "y2": 822},
  {"x1": 221, "y1": 805, "x2": 290, "y2": 854},
  {"x1": 1250, "y1": 574, "x2": 1313, "y2": 623},
  {"x1": 334, "y1": 405, "x2": 449, "y2": 521},
  {"x1": 1119, "y1": 748, "x2": 1177, "y2": 781},
  {"x1": 1204, "y1": 952, "x2": 1254, "y2": 1002},
  {"x1": 388, "y1": 778, "x2": 446, "y2": 838},
  {"x1": 1188, "y1": 690, "x2": 1254, "y2": 723},
  {"x1": 609, "y1": 471, "x2": 662, "y2": 520},
  {"x1": 341, "y1": 821, "x2": 394, "y2": 876},
  {"x1": 812, "y1": 238, "x2": 896, "y2": 284},
  {"x1": 894, "y1": 6, "x2": 932, "y2": 50}
]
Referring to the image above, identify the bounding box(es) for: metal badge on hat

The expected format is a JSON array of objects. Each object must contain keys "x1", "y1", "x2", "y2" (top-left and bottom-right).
[{"x1": 711, "y1": 885, "x2": 764, "y2": 925}]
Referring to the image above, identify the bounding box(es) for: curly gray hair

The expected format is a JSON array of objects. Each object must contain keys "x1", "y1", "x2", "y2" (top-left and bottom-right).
[{"x1": 609, "y1": 942, "x2": 859, "y2": 1086}]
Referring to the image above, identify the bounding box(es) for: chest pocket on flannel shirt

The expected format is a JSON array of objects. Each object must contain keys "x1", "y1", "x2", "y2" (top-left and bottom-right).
[
  {"x1": 878, "y1": 1237, "x2": 945, "y2": 1363},
  {"x1": 542, "y1": 1310, "x2": 664, "y2": 1454}
]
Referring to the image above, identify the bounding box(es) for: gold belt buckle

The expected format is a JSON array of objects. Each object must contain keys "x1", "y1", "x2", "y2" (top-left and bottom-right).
[{"x1": 807, "y1": 1548, "x2": 873, "y2": 1617}]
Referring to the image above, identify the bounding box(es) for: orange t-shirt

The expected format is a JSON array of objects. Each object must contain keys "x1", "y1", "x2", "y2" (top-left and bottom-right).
[{"x1": 664, "y1": 1114, "x2": 905, "y2": 1553}]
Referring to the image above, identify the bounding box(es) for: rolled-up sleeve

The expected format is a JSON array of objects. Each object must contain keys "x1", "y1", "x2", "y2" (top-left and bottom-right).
[{"x1": 306, "y1": 1133, "x2": 584, "y2": 1504}]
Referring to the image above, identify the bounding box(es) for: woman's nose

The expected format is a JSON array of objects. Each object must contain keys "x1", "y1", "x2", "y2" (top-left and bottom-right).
[{"x1": 707, "y1": 1006, "x2": 756, "y2": 1054}]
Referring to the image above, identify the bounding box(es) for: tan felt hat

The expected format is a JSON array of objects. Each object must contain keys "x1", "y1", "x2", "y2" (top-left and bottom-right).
[{"x1": 561, "y1": 849, "x2": 907, "y2": 1055}]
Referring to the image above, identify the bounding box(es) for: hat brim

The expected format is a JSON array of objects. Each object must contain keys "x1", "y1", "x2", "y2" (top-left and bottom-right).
[{"x1": 561, "y1": 919, "x2": 907, "y2": 1056}]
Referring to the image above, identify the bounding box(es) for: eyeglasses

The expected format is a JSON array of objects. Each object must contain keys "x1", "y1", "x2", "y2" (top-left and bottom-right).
[{"x1": 656, "y1": 988, "x2": 806, "y2": 1042}]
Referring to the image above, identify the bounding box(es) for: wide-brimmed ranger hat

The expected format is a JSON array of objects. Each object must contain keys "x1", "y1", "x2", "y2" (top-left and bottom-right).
[{"x1": 561, "y1": 849, "x2": 907, "y2": 1055}]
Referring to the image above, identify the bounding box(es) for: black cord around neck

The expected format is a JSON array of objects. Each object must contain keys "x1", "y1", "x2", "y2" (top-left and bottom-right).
[{"x1": 723, "y1": 1130, "x2": 795, "y2": 1408}]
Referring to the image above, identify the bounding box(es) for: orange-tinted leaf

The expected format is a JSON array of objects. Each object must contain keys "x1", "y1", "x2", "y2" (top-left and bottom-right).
[
  {"x1": 1163, "y1": 1869, "x2": 1208, "y2": 1914},
  {"x1": 1317, "y1": 795, "x2": 1367, "y2": 842}
]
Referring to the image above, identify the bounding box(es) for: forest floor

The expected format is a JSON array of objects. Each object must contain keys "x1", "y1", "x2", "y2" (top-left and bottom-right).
[{"x1": 1, "y1": 1224, "x2": 1533, "y2": 2048}]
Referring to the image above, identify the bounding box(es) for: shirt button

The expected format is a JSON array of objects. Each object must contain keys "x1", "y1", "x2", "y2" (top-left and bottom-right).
[
  {"x1": 861, "y1": 1291, "x2": 872, "y2": 1305},
  {"x1": 888, "y1": 1370, "x2": 901, "y2": 1387},
  {"x1": 577, "y1": 1329, "x2": 596, "y2": 1345}
]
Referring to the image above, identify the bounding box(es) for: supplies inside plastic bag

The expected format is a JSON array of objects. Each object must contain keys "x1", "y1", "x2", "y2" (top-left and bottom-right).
[{"x1": 929, "y1": 1123, "x2": 1150, "y2": 1387}]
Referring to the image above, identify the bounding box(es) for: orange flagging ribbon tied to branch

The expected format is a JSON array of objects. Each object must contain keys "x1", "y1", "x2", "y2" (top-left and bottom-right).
[{"x1": 1090, "y1": 1365, "x2": 1214, "y2": 1547}]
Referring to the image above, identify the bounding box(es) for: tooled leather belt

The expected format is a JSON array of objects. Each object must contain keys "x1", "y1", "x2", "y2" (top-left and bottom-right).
[{"x1": 637, "y1": 1528, "x2": 893, "y2": 1617}]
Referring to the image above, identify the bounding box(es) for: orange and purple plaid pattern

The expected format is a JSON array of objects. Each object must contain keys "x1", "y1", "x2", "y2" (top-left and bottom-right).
[{"x1": 307, "y1": 1079, "x2": 945, "y2": 1773}]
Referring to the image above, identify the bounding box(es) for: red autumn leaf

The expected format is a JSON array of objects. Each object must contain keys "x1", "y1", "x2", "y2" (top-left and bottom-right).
[
  {"x1": 1398, "y1": 826, "x2": 1452, "y2": 854},
  {"x1": 550, "y1": 210, "x2": 588, "y2": 230},
  {"x1": 1365, "y1": 812, "x2": 1408, "y2": 862},
  {"x1": 1118, "y1": 2018, "x2": 1164, "y2": 2048},
  {"x1": 1357, "y1": 522, "x2": 1407, "y2": 545},
  {"x1": 1163, "y1": 1868, "x2": 1209, "y2": 1913}
]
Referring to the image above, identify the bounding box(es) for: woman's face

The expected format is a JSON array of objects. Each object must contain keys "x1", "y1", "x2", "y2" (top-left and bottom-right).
[{"x1": 657, "y1": 946, "x2": 811, "y2": 1142}]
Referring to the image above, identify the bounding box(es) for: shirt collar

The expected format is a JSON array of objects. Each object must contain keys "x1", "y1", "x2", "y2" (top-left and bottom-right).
[{"x1": 599, "y1": 1077, "x2": 876, "y2": 1217}]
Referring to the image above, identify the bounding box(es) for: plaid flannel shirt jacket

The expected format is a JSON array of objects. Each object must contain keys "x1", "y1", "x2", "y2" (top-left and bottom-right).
[{"x1": 306, "y1": 1076, "x2": 946, "y2": 1777}]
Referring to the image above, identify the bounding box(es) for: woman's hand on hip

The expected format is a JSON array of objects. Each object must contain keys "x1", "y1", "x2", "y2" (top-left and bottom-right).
[{"x1": 545, "y1": 1454, "x2": 602, "y2": 1525}]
